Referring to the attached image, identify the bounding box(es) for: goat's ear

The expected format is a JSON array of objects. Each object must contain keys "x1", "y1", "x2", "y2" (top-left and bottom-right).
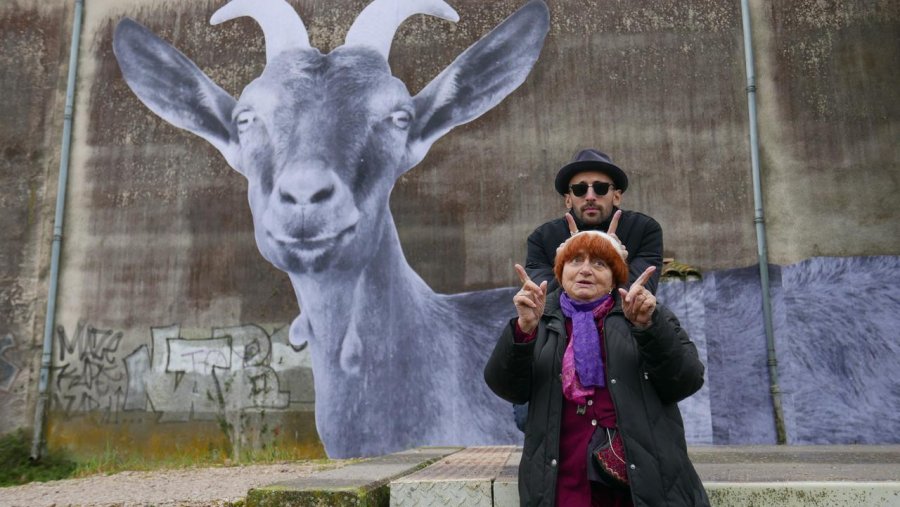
[
  {"x1": 407, "y1": 0, "x2": 549, "y2": 168},
  {"x1": 113, "y1": 18, "x2": 241, "y2": 169}
]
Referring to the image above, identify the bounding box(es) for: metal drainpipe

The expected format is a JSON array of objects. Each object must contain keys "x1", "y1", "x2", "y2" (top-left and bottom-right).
[
  {"x1": 31, "y1": 0, "x2": 84, "y2": 460},
  {"x1": 740, "y1": 0, "x2": 787, "y2": 444}
]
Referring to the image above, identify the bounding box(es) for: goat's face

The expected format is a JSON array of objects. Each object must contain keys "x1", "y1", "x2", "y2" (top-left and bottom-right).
[
  {"x1": 235, "y1": 48, "x2": 412, "y2": 274},
  {"x1": 114, "y1": 0, "x2": 549, "y2": 278}
]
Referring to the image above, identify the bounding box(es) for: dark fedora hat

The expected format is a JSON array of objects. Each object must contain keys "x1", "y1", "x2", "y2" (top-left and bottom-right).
[{"x1": 554, "y1": 148, "x2": 628, "y2": 195}]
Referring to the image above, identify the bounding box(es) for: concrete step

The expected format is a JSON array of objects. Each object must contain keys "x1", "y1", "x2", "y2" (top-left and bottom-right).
[
  {"x1": 694, "y1": 445, "x2": 900, "y2": 507},
  {"x1": 245, "y1": 446, "x2": 462, "y2": 507},
  {"x1": 248, "y1": 445, "x2": 900, "y2": 506},
  {"x1": 388, "y1": 445, "x2": 900, "y2": 507},
  {"x1": 390, "y1": 446, "x2": 518, "y2": 506}
]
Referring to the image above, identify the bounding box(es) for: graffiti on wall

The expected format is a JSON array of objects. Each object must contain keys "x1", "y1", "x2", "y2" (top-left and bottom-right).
[
  {"x1": 51, "y1": 322, "x2": 311, "y2": 423},
  {"x1": 0, "y1": 333, "x2": 20, "y2": 392},
  {"x1": 113, "y1": 0, "x2": 550, "y2": 457},
  {"x1": 123, "y1": 324, "x2": 304, "y2": 422},
  {"x1": 52, "y1": 322, "x2": 126, "y2": 419}
]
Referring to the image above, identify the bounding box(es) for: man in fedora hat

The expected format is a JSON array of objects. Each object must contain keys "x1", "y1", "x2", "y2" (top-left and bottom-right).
[
  {"x1": 512, "y1": 149, "x2": 664, "y2": 432},
  {"x1": 524, "y1": 148, "x2": 663, "y2": 294}
]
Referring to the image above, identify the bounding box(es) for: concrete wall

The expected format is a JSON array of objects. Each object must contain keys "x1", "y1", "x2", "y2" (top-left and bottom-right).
[
  {"x1": 0, "y1": 0, "x2": 74, "y2": 436},
  {"x1": 753, "y1": 0, "x2": 900, "y2": 263},
  {"x1": 1, "y1": 0, "x2": 897, "y2": 458}
]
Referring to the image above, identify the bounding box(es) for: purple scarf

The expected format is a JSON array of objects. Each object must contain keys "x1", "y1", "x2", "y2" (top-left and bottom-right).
[{"x1": 560, "y1": 292, "x2": 614, "y2": 389}]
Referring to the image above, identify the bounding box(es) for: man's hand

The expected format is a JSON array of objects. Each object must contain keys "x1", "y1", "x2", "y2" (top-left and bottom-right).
[
  {"x1": 557, "y1": 210, "x2": 628, "y2": 261},
  {"x1": 513, "y1": 263, "x2": 547, "y2": 334},
  {"x1": 618, "y1": 266, "x2": 657, "y2": 329},
  {"x1": 606, "y1": 210, "x2": 629, "y2": 260},
  {"x1": 555, "y1": 213, "x2": 580, "y2": 257}
]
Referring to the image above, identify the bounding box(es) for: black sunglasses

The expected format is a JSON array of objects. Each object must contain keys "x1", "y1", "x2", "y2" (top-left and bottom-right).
[{"x1": 569, "y1": 182, "x2": 614, "y2": 197}]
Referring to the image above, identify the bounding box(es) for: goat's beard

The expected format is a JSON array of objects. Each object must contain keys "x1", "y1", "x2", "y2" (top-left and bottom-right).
[
  {"x1": 263, "y1": 227, "x2": 362, "y2": 276},
  {"x1": 268, "y1": 241, "x2": 336, "y2": 275}
]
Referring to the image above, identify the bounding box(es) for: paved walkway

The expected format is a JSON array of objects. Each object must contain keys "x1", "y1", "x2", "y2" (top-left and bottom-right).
[{"x1": 7, "y1": 445, "x2": 894, "y2": 506}]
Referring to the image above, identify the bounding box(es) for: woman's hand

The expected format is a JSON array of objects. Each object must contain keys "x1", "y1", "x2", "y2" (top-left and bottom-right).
[
  {"x1": 618, "y1": 266, "x2": 657, "y2": 329},
  {"x1": 513, "y1": 263, "x2": 547, "y2": 334}
]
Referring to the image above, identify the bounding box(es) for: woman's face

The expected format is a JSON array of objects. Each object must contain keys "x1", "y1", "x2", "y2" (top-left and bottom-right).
[{"x1": 561, "y1": 252, "x2": 615, "y2": 303}]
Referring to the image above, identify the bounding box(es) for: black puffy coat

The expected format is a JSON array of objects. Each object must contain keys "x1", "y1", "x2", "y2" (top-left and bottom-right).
[{"x1": 484, "y1": 290, "x2": 710, "y2": 507}]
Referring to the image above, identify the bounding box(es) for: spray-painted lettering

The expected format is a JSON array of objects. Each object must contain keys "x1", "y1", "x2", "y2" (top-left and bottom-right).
[
  {"x1": 53, "y1": 322, "x2": 311, "y2": 423},
  {"x1": 0, "y1": 334, "x2": 20, "y2": 392}
]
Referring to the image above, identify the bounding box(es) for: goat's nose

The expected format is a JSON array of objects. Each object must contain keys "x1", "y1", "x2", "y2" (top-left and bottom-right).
[
  {"x1": 276, "y1": 170, "x2": 339, "y2": 207},
  {"x1": 279, "y1": 183, "x2": 335, "y2": 205},
  {"x1": 311, "y1": 184, "x2": 336, "y2": 204}
]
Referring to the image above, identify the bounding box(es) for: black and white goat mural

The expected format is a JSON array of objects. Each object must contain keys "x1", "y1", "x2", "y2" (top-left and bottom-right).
[
  {"x1": 114, "y1": 0, "x2": 548, "y2": 457},
  {"x1": 112, "y1": 0, "x2": 900, "y2": 458}
]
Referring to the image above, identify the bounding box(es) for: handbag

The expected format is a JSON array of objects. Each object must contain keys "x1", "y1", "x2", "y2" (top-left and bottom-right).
[{"x1": 586, "y1": 427, "x2": 630, "y2": 489}]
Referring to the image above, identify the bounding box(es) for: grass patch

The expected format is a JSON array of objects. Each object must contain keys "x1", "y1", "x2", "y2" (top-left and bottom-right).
[
  {"x1": 68, "y1": 440, "x2": 349, "y2": 482},
  {"x1": 70, "y1": 443, "x2": 217, "y2": 478},
  {"x1": 70, "y1": 442, "x2": 334, "y2": 478},
  {"x1": 0, "y1": 430, "x2": 77, "y2": 487},
  {"x1": 3, "y1": 427, "x2": 343, "y2": 487}
]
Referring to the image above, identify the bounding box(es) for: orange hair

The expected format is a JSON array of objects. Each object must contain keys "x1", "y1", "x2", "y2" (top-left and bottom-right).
[{"x1": 553, "y1": 232, "x2": 629, "y2": 287}]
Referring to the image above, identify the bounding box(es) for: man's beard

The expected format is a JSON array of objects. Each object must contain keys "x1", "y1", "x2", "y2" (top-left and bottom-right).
[{"x1": 576, "y1": 204, "x2": 608, "y2": 226}]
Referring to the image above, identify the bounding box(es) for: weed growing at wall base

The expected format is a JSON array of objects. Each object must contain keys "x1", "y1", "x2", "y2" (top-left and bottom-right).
[
  {"x1": 0, "y1": 430, "x2": 77, "y2": 486},
  {"x1": 2, "y1": 427, "x2": 337, "y2": 487},
  {"x1": 69, "y1": 439, "x2": 329, "y2": 478}
]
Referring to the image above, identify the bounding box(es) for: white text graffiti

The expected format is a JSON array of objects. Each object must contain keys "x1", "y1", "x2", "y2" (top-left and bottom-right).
[{"x1": 51, "y1": 322, "x2": 312, "y2": 422}]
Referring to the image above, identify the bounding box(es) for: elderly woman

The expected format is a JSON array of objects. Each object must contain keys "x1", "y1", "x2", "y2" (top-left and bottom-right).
[{"x1": 484, "y1": 230, "x2": 709, "y2": 506}]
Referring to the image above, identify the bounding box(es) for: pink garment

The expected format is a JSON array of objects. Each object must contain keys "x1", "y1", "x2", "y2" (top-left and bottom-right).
[
  {"x1": 559, "y1": 293, "x2": 613, "y2": 389},
  {"x1": 561, "y1": 295, "x2": 614, "y2": 403},
  {"x1": 512, "y1": 316, "x2": 632, "y2": 506},
  {"x1": 556, "y1": 320, "x2": 630, "y2": 507},
  {"x1": 562, "y1": 336, "x2": 595, "y2": 404}
]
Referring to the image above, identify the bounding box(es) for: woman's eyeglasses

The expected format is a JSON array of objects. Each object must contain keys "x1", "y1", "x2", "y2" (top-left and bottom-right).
[{"x1": 569, "y1": 182, "x2": 614, "y2": 197}]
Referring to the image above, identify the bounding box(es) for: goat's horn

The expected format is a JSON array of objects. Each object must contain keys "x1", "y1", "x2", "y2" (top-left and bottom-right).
[
  {"x1": 345, "y1": 0, "x2": 459, "y2": 59},
  {"x1": 211, "y1": 0, "x2": 311, "y2": 63}
]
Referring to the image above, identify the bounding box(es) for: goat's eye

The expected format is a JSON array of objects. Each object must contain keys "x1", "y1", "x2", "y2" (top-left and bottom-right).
[
  {"x1": 389, "y1": 110, "x2": 411, "y2": 130},
  {"x1": 236, "y1": 111, "x2": 256, "y2": 133}
]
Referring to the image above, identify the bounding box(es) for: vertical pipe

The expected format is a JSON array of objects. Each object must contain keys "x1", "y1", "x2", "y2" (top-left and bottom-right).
[
  {"x1": 31, "y1": 0, "x2": 84, "y2": 460},
  {"x1": 739, "y1": 0, "x2": 787, "y2": 444}
]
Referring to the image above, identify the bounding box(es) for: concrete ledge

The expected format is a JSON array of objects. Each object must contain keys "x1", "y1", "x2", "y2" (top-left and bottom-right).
[
  {"x1": 246, "y1": 445, "x2": 898, "y2": 506},
  {"x1": 491, "y1": 449, "x2": 522, "y2": 507},
  {"x1": 246, "y1": 446, "x2": 462, "y2": 507},
  {"x1": 706, "y1": 482, "x2": 900, "y2": 506},
  {"x1": 388, "y1": 445, "x2": 900, "y2": 507},
  {"x1": 390, "y1": 446, "x2": 517, "y2": 506},
  {"x1": 691, "y1": 445, "x2": 900, "y2": 482}
]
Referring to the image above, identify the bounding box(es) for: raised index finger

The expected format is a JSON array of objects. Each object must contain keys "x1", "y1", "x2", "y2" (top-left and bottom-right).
[
  {"x1": 608, "y1": 209, "x2": 622, "y2": 236},
  {"x1": 632, "y1": 265, "x2": 656, "y2": 290},
  {"x1": 514, "y1": 263, "x2": 533, "y2": 285},
  {"x1": 623, "y1": 266, "x2": 656, "y2": 303}
]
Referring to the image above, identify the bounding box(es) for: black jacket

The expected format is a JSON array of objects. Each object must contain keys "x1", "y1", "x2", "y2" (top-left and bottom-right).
[
  {"x1": 525, "y1": 209, "x2": 663, "y2": 294},
  {"x1": 484, "y1": 290, "x2": 709, "y2": 507}
]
